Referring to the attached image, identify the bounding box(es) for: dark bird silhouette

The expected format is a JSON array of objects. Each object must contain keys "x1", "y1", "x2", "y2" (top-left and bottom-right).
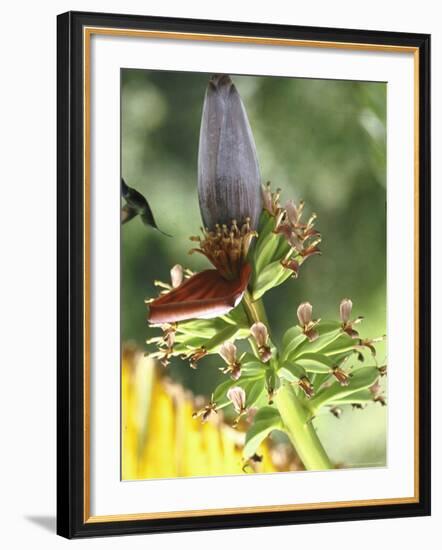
[{"x1": 121, "y1": 179, "x2": 170, "y2": 236}]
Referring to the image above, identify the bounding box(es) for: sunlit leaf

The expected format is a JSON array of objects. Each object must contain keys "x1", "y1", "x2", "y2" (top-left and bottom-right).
[
  {"x1": 176, "y1": 317, "x2": 231, "y2": 339},
  {"x1": 282, "y1": 329, "x2": 306, "y2": 360},
  {"x1": 256, "y1": 210, "x2": 276, "y2": 244},
  {"x1": 200, "y1": 325, "x2": 244, "y2": 353},
  {"x1": 243, "y1": 378, "x2": 266, "y2": 408},
  {"x1": 240, "y1": 353, "x2": 267, "y2": 376},
  {"x1": 309, "y1": 367, "x2": 380, "y2": 413},
  {"x1": 328, "y1": 389, "x2": 374, "y2": 405},
  {"x1": 212, "y1": 378, "x2": 237, "y2": 408},
  {"x1": 244, "y1": 407, "x2": 283, "y2": 458},
  {"x1": 295, "y1": 352, "x2": 334, "y2": 373},
  {"x1": 240, "y1": 362, "x2": 267, "y2": 376},
  {"x1": 220, "y1": 304, "x2": 249, "y2": 327},
  {"x1": 294, "y1": 328, "x2": 342, "y2": 356},
  {"x1": 251, "y1": 260, "x2": 290, "y2": 300},
  {"x1": 254, "y1": 222, "x2": 286, "y2": 272},
  {"x1": 278, "y1": 361, "x2": 307, "y2": 382},
  {"x1": 321, "y1": 333, "x2": 357, "y2": 356}
]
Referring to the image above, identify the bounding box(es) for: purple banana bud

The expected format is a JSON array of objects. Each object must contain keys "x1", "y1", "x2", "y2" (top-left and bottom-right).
[{"x1": 198, "y1": 74, "x2": 262, "y2": 230}]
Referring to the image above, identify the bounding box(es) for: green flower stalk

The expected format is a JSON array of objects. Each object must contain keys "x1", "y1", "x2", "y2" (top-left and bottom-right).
[{"x1": 145, "y1": 74, "x2": 387, "y2": 471}]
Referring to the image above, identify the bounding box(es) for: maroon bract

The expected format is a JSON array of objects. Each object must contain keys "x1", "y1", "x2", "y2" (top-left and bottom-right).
[{"x1": 148, "y1": 263, "x2": 252, "y2": 324}]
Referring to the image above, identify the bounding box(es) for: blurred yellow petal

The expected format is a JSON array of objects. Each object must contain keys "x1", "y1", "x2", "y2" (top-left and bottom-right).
[{"x1": 121, "y1": 346, "x2": 299, "y2": 480}]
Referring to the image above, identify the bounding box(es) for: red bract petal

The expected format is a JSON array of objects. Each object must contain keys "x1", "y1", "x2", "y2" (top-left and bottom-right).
[{"x1": 148, "y1": 263, "x2": 252, "y2": 324}]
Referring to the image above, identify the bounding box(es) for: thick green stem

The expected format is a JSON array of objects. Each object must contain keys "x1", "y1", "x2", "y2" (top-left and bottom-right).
[
  {"x1": 242, "y1": 292, "x2": 333, "y2": 470},
  {"x1": 243, "y1": 291, "x2": 269, "y2": 326},
  {"x1": 274, "y1": 383, "x2": 332, "y2": 470}
]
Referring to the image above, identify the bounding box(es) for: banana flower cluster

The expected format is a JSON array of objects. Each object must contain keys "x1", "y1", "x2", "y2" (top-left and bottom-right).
[{"x1": 143, "y1": 75, "x2": 386, "y2": 455}]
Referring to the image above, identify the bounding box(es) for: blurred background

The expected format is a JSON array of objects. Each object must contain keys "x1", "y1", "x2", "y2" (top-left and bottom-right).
[{"x1": 121, "y1": 70, "x2": 387, "y2": 477}]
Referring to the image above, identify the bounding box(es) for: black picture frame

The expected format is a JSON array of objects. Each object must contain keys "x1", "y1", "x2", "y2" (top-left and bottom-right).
[{"x1": 57, "y1": 10, "x2": 431, "y2": 539}]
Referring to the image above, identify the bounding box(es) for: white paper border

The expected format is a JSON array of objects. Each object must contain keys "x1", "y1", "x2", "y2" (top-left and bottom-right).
[{"x1": 89, "y1": 33, "x2": 415, "y2": 516}]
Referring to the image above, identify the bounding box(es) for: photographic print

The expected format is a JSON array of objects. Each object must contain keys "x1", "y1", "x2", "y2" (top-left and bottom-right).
[
  {"x1": 57, "y1": 13, "x2": 430, "y2": 537},
  {"x1": 121, "y1": 70, "x2": 387, "y2": 480}
]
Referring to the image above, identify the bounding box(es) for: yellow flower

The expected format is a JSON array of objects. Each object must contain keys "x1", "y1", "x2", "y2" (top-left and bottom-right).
[{"x1": 122, "y1": 346, "x2": 298, "y2": 479}]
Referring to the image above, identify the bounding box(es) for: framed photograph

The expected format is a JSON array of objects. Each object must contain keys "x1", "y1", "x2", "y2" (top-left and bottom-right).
[{"x1": 57, "y1": 11, "x2": 431, "y2": 538}]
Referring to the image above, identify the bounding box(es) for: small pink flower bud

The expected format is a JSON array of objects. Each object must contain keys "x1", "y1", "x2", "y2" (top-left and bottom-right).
[
  {"x1": 339, "y1": 298, "x2": 363, "y2": 338},
  {"x1": 297, "y1": 302, "x2": 320, "y2": 341},
  {"x1": 227, "y1": 386, "x2": 246, "y2": 414},
  {"x1": 219, "y1": 341, "x2": 242, "y2": 379},
  {"x1": 250, "y1": 322, "x2": 272, "y2": 362},
  {"x1": 170, "y1": 264, "x2": 184, "y2": 288},
  {"x1": 219, "y1": 341, "x2": 237, "y2": 366},
  {"x1": 250, "y1": 322, "x2": 268, "y2": 347},
  {"x1": 339, "y1": 298, "x2": 353, "y2": 324},
  {"x1": 297, "y1": 302, "x2": 313, "y2": 327}
]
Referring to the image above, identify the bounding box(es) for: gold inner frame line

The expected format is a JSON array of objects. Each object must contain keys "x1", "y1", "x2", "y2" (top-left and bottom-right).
[{"x1": 82, "y1": 26, "x2": 420, "y2": 524}]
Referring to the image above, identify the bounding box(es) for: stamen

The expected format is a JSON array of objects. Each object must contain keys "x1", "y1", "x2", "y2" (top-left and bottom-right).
[
  {"x1": 154, "y1": 280, "x2": 171, "y2": 290},
  {"x1": 274, "y1": 210, "x2": 285, "y2": 229},
  {"x1": 188, "y1": 247, "x2": 204, "y2": 256},
  {"x1": 307, "y1": 213, "x2": 317, "y2": 227},
  {"x1": 188, "y1": 219, "x2": 256, "y2": 279},
  {"x1": 308, "y1": 237, "x2": 322, "y2": 249}
]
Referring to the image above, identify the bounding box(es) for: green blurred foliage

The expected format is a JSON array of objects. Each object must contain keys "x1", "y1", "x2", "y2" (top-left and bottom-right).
[{"x1": 121, "y1": 70, "x2": 387, "y2": 467}]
